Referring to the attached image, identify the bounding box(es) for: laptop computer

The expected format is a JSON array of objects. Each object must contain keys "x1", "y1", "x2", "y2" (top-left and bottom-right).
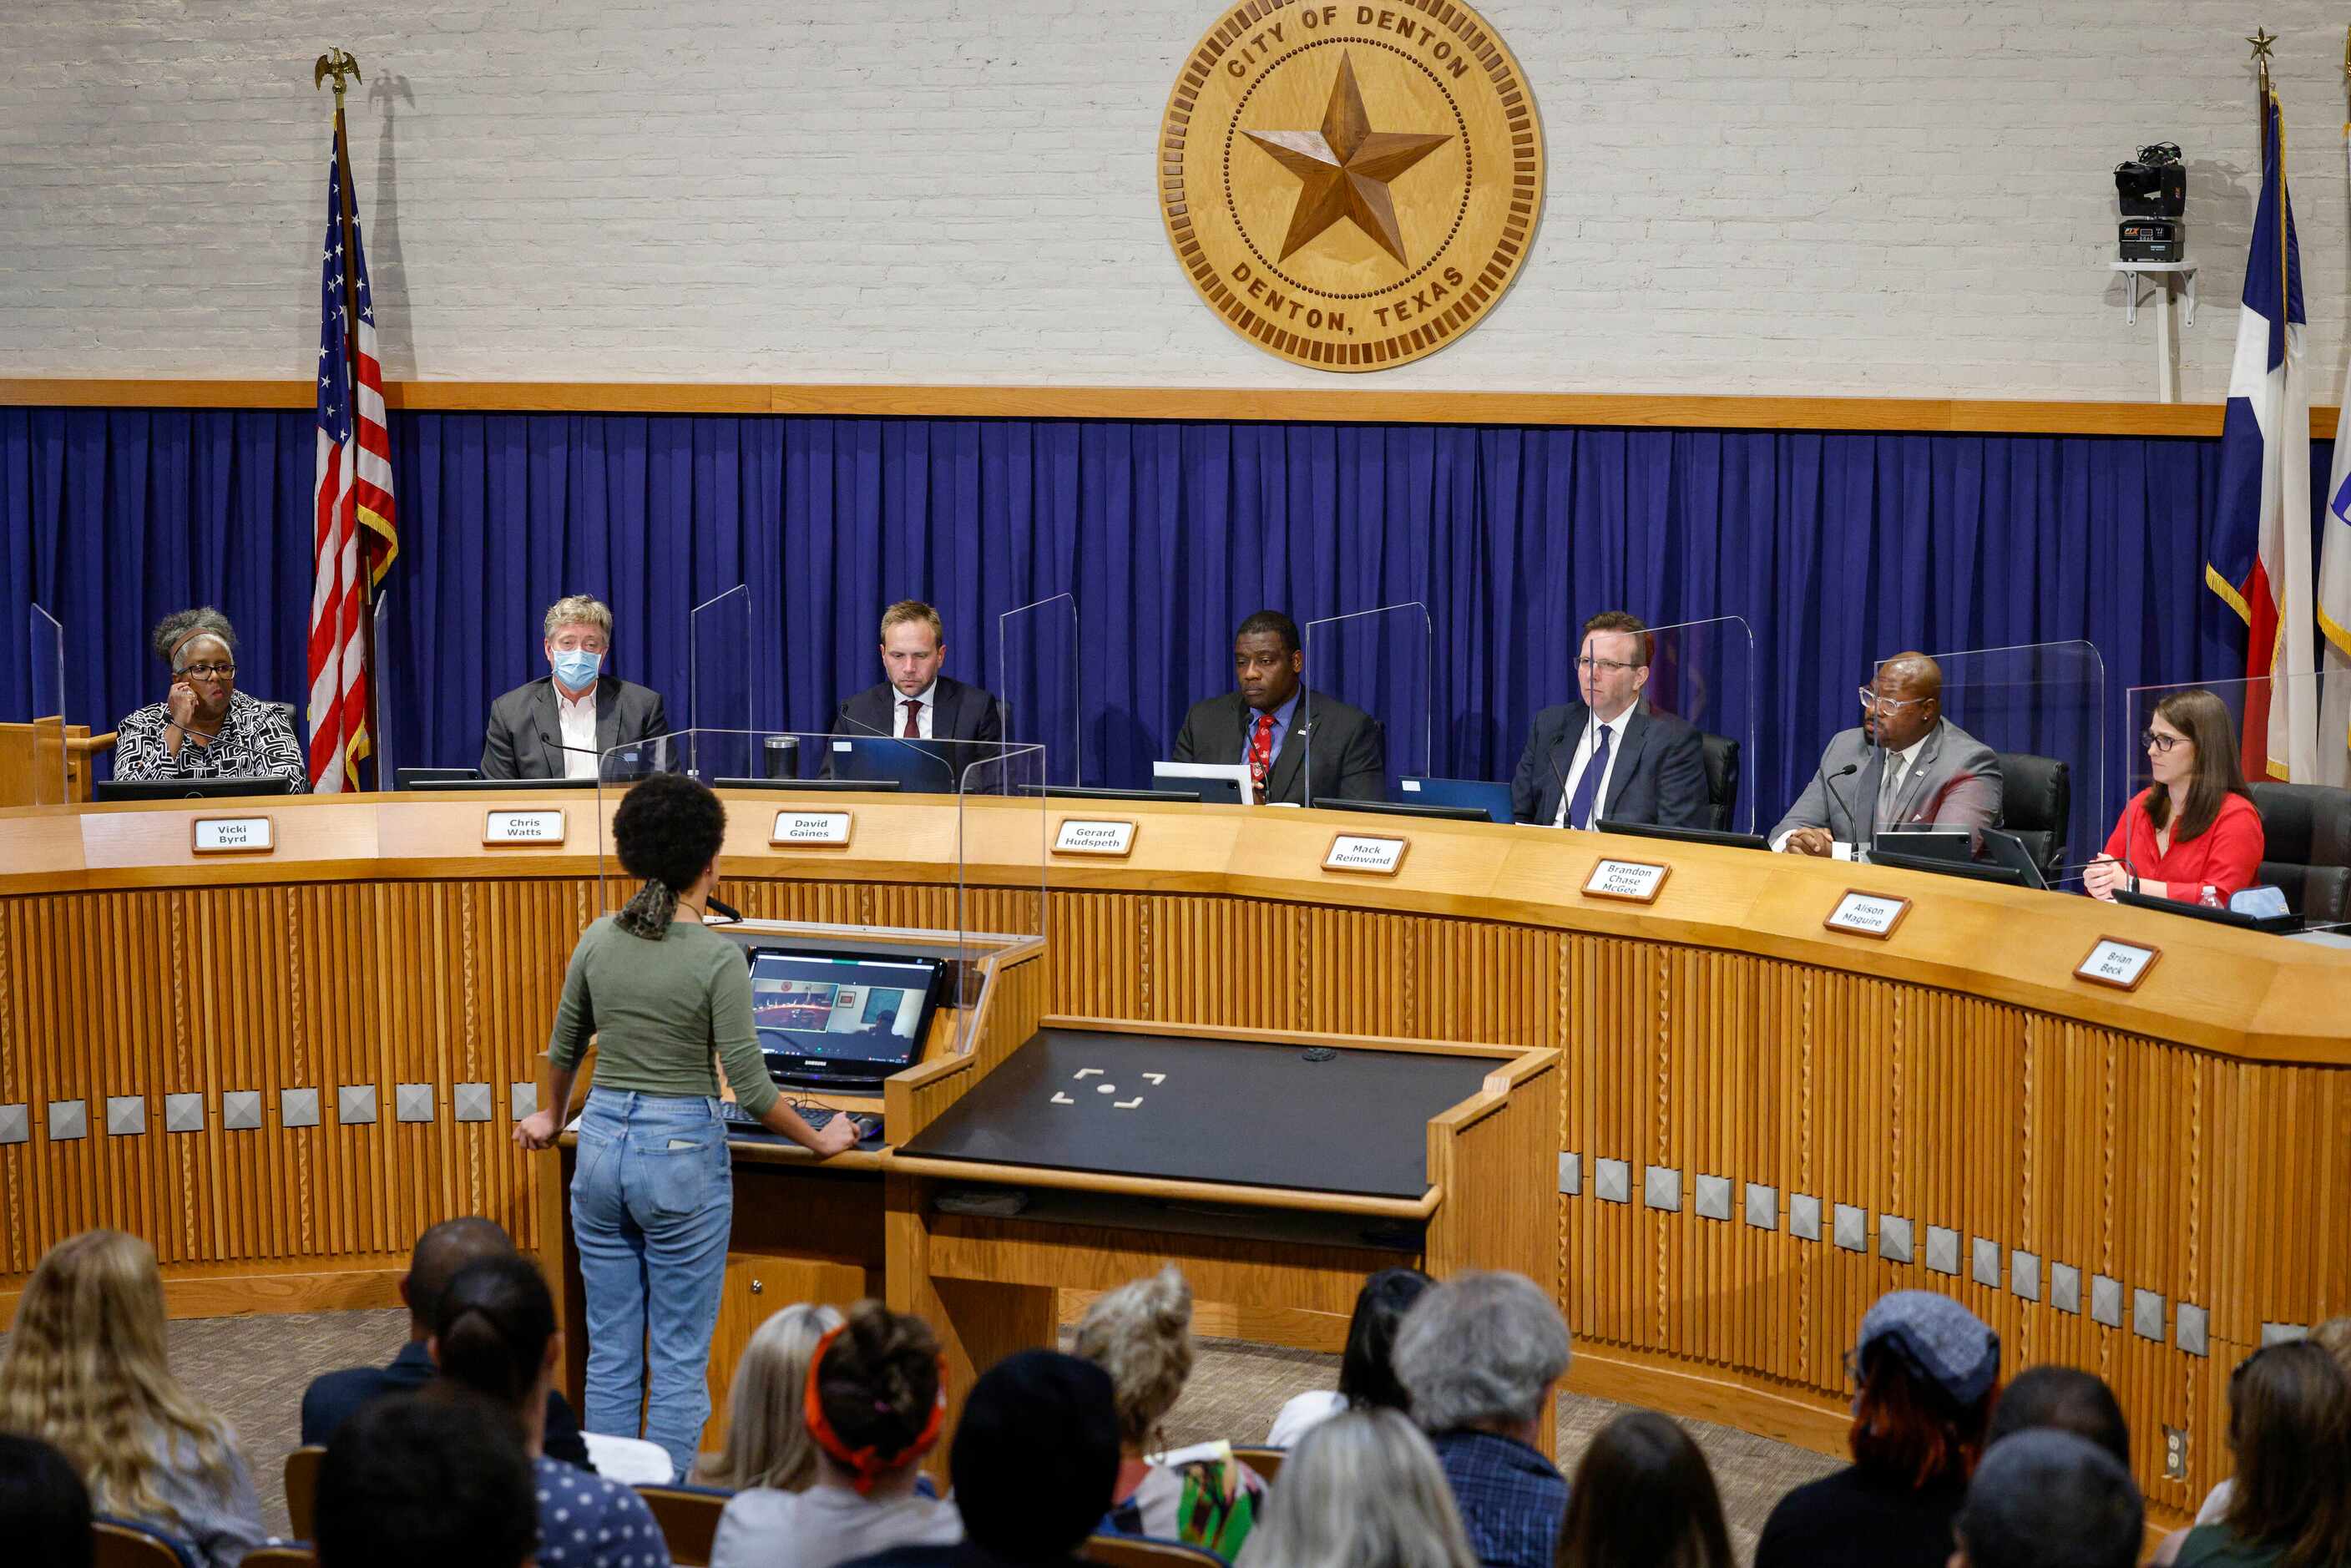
[
  {"x1": 1872, "y1": 829, "x2": 1974, "y2": 864},
  {"x1": 1974, "y1": 827, "x2": 2050, "y2": 892},
  {"x1": 828, "y1": 736, "x2": 963, "y2": 793},
  {"x1": 1315, "y1": 797, "x2": 1494, "y2": 823},
  {"x1": 1397, "y1": 776, "x2": 1516, "y2": 825},
  {"x1": 1151, "y1": 761, "x2": 1251, "y2": 804}
]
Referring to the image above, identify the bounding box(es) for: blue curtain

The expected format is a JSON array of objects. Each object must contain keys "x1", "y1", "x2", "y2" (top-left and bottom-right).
[{"x1": 1, "y1": 406, "x2": 2297, "y2": 827}]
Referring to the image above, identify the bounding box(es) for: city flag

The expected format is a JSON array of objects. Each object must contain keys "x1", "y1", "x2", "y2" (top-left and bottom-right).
[{"x1": 2321, "y1": 118, "x2": 2351, "y2": 786}]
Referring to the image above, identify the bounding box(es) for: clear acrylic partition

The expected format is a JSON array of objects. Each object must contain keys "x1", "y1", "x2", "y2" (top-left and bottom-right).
[
  {"x1": 1640, "y1": 615, "x2": 1757, "y2": 834},
  {"x1": 1871, "y1": 640, "x2": 2106, "y2": 880},
  {"x1": 1302, "y1": 603, "x2": 1433, "y2": 804},
  {"x1": 688, "y1": 585, "x2": 756, "y2": 782},
  {"x1": 954, "y1": 742, "x2": 1049, "y2": 1057},
  {"x1": 370, "y1": 589, "x2": 393, "y2": 788},
  {"x1": 998, "y1": 593, "x2": 1082, "y2": 789},
  {"x1": 28, "y1": 605, "x2": 68, "y2": 805}
]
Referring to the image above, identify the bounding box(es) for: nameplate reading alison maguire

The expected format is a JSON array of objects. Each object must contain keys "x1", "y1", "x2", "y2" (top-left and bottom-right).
[
  {"x1": 1157, "y1": 0, "x2": 1545, "y2": 372},
  {"x1": 1053, "y1": 818, "x2": 1138, "y2": 857},
  {"x1": 770, "y1": 811, "x2": 852, "y2": 847},
  {"x1": 1324, "y1": 832, "x2": 1408, "y2": 875},
  {"x1": 1823, "y1": 890, "x2": 1910, "y2": 940},
  {"x1": 483, "y1": 809, "x2": 565, "y2": 846},
  {"x1": 190, "y1": 816, "x2": 273, "y2": 854},
  {"x1": 1581, "y1": 858, "x2": 1670, "y2": 904}
]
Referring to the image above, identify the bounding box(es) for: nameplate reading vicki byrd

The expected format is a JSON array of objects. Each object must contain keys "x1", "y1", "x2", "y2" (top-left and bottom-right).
[
  {"x1": 483, "y1": 809, "x2": 565, "y2": 845},
  {"x1": 1582, "y1": 858, "x2": 1671, "y2": 903},
  {"x1": 1053, "y1": 818, "x2": 1137, "y2": 857},
  {"x1": 190, "y1": 816, "x2": 273, "y2": 854},
  {"x1": 1323, "y1": 833, "x2": 1408, "y2": 876},
  {"x1": 1823, "y1": 890, "x2": 1910, "y2": 939},
  {"x1": 2075, "y1": 938, "x2": 2161, "y2": 992},
  {"x1": 770, "y1": 811, "x2": 852, "y2": 847}
]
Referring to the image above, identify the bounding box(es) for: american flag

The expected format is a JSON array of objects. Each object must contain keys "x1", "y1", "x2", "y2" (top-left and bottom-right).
[{"x1": 308, "y1": 148, "x2": 397, "y2": 793}]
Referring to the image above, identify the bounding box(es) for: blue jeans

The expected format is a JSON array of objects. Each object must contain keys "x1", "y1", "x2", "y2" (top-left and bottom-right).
[{"x1": 569, "y1": 1089, "x2": 732, "y2": 1479}]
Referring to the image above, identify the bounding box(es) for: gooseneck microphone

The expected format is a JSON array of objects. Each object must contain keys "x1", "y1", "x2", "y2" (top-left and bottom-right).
[
  {"x1": 828, "y1": 703, "x2": 958, "y2": 787},
  {"x1": 1807, "y1": 761, "x2": 1859, "y2": 857},
  {"x1": 705, "y1": 895, "x2": 744, "y2": 924}
]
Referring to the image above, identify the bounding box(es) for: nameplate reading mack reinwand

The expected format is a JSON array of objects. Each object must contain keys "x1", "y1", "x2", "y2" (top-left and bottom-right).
[
  {"x1": 1323, "y1": 833, "x2": 1408, "y2": 875},
  {"x1": 191, "y1": 816, "x2": 274, "y2": 854},
  {"x1": 483, "y1": 809, "x2": 566, "y2": 845},
  {"x1": 770, "y1": 811, "x2": 852, "y2": 847},
  {"x1": 1053, "y1": 819, "x2": 1138, "y2": 857}
]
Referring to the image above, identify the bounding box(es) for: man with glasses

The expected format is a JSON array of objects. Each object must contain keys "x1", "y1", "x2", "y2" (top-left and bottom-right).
[
  {"x1": 1509, "y1": 612, "x2": 1707, "y2": 829},
  {"x1": 481, "y1": 594, "x2": 669, "y2": 780},
  {"x1": 1770, "y1": 650, "x2": 2001, "y2": 857}
]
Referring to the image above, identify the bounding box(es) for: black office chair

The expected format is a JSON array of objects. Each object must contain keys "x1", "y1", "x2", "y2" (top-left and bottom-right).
[
  {"x1": 1994, "y1": 752, "x2": 2069, "y2": 880},
  {"x1": 1697, "y1": 731, "x2": 1740, "y2": 833},
  {"x1": 2247, "y1": 782, "x2": 2351, "y2": 927}
]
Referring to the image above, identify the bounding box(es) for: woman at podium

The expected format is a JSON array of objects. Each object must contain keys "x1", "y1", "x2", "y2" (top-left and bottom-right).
[
  {"x1": 111, "y1": 608, "x2": 306, "y2": 791},
  {"x1": 2083, "y1": 689, "x2": 2264, "y2": 906}
]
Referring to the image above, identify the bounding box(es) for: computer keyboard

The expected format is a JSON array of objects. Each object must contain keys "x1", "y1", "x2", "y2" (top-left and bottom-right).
[{"x1": 721, "y1": 1100, "x2": 883, "y2": 1144}]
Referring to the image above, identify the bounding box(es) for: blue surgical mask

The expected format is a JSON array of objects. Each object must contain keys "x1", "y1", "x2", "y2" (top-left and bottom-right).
[{"x1": 551, "y1": 649, "x2": 601, "y2": 689}]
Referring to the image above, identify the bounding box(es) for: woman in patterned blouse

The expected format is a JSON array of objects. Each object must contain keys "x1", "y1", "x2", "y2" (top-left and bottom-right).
[{"x1": 112, "y1": 608, "x2": 308, "y2": 792}]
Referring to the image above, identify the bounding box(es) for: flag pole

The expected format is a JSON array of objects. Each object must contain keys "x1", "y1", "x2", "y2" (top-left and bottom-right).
[{"x1": 314, "y1": 48, "x2": 382, "y2": 791}]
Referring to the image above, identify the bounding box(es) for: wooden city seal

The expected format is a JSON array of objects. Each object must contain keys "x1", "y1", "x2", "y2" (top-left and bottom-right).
[{"x1": 1159, "y1": 1, "x2": 1544, "y2": 371}]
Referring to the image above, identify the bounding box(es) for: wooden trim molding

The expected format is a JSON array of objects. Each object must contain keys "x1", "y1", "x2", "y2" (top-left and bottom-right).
[{"x1": 0, "y1": 377, "x2": 2328, "y2": 438}]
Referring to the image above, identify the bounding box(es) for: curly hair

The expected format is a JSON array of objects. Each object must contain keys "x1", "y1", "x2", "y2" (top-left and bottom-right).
[
  {"x1": 611, "y1": 771, "x2": 726, "y2": 938},
  {"x1": 811, "y1": 1300, "x2": 943, "y2": 1466},
  {"x1": 149, "y1": 607, "x2": 235, "y2": 667},
  {"x1": 1074, "y1": 1265, "x2": 1196, "y2": 1452},
  {"x1": 695, "y1": 1302, "x2": 842, "y2": 1491}
]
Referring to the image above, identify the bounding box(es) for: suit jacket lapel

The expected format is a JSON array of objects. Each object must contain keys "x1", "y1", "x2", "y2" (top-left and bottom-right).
[
  {"x1": 594, "y1": 676, "x2": 620, "y2": 757},
  {"x1": 1889, "y1": 724, "x2": 1945, "y2": 823},
  {"x1": 1603, "y1": 707, "x2": 1653, "y2": 813},
  {"x1": 931, "y1": 680, "x2": 961, "y2": 742},
  {"x1": 533, "y1": 683, "x2": 564, "y2": 778}
]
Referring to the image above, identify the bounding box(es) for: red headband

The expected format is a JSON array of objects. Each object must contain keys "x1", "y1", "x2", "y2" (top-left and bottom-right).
[{"x1": 802, "y1": 1323, "x2": 948, "y2": 1495}]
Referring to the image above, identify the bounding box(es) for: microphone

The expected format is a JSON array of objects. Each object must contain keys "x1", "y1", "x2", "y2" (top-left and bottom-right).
[
  {"x1": 1802, "y1": 761, "x2": 1858, "y2": 856},
  {"x1": 1550, "y1": 706, "x2": 1595, "y2": 828},
  {"x1": 705, "y1": 894, "x2": 744, "y2": 924},
  {"x1": 828, "y1": 703, "x2": 958, "y2": 787}
]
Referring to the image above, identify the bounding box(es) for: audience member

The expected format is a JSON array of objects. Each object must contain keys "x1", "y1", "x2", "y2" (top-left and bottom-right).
[
  {"x1": 1236, "y1": 1408, "x2": 1477, "y2": 1568},
  {"x1": 0, "y1": 1432, "x2": 94, "y2": 1568},
  {"x1": 2184, "y1": 1317, "x2": 2351, "y2": 1535},
  {"x1": 1950, "y1": 1429, "x2": 2141, "y2": 1568},
  {"x1": 1553, "y1": 1410, "x2": 1732, "y2": 1568},
  {"x1": 1267, "y1": 1267, "x2": 1435, "y2": 1449},
  {"x1": 1076, "y1": 1265, "x2": 1266, "y2": 1555},
  {"x1": 301, "y1": 1215, "x2": 592, "y2": 1468},
  {"x1": 1984, "y1": 1364, "x2": 2130, "y2": 1466},
  {"x1": 842, "y1": 1349, "x2": 1120, "y2": 1568},
  {"x1": 430, "y1": 1254, "x2": 672, "y2": 1568},
  {"x1": 2154, "y1": 1338, "x2": 2351, "y2": 1568},
  {"x1": 1752, "y1": 1289, "x2": 2000, "y2": 1568},
  {"x1": 1391, "y1": 1269, "x2": 1573, "y2": 1568},
  {"x1": 695, "y1": 1302, "x2": 846, "y2": 1490},
  {"x1": 0, "y1": 1229, "x2": 267, "y2": 1568},
  {"x1": 314, "y1": 1390, "x2": 537, "y2": 1568},
  {"x1": 710, "y1": 1301, "x2": 958, "y2": 1568}
]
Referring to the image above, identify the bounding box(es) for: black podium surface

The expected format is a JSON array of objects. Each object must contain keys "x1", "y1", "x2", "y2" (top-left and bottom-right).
[{"x1": 897, "y1": 1026, "x2": 1509, "y2": 1198}]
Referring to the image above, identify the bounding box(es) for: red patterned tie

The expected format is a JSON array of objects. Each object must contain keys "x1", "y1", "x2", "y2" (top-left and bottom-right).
[
  {"x1": 1248, "y1": 711, "x2": 1275, "y2": 804},
  {"x1": 902, "y1": 698, "x2": 922, "y2": 739}
]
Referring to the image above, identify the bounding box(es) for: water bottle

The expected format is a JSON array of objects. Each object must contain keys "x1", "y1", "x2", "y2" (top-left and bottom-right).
[{"x1": 2199, "y1": 884, "x2": 2220, "y2": 908}]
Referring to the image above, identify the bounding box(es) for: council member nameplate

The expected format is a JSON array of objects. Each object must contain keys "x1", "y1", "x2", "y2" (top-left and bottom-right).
[
  {"x1": 483, "y1": 809, "x2": 565, "y2": 845},
  {"x1": 191, "y1": 816, "x2": 273, "y2": 854},
  {"x1": 1823, "y1": 890, "x2": 1910, "y2": 939},
  {"x1": 1053, "y1": 819, "x2": 1138, "y2": 857},
  {"x1": 2075, "y1": 938, "x2": 2160, "y2": 991},
  {"x1": 1324, "y1": 832, "x2": 1408, "y2": 875},
  {"x1": 771, "y1": 811, "x2": 852, "y2": 847},
  {"x1": 1582, "y1": 858, "x2": 1670, "y2": 904}
]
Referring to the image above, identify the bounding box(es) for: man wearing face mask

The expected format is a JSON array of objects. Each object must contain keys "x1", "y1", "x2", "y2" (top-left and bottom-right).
[{"x1": 481, "y1": 594, "x2": 670, "y2": 781}]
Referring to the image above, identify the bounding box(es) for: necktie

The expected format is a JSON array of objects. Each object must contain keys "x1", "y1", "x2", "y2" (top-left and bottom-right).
[
  {"x1": 902, "y1": 698, "x2": 923, "y2": 739},
  {"x1": 1877, "y1": 754, "x2": 1905, "y2": 830},
  {"x1": 1248, "y1": 711, "x2": 1276, "y2": 804},
  {"x1": 1565, "y1": 724, "x2": 1612, "y2": 830}
]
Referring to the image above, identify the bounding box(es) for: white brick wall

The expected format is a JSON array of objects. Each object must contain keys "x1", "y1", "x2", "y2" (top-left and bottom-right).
[{"x1": 5, "y1": 0, "x2": 2351, "y2": 400}]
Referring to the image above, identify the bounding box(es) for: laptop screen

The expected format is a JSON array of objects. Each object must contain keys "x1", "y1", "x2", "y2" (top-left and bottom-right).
[{"x1": 745, "y1": 949, "x2": 943, "y2": 1080}]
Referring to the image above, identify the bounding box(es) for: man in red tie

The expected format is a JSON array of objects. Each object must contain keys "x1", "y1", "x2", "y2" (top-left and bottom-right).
[
  {"x1": 1171, "y1": 609, "x2": 1386, "y2": 805},
  {"x1": 831, "y1": 599, "x2": 1006, "y2": 756}
]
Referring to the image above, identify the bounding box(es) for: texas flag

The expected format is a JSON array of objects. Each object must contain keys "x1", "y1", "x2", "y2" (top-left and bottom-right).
[
  {"x1": 2322, "y1": 134, "x2": 2351, "y2": 787},
  {"x1": 2208, "y1": 80, "x2": 2318, "y2": 781}
]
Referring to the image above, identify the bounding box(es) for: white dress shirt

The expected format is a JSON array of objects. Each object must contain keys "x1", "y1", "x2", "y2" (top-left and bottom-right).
[
  {"x1": 555, "y1": 685, "x2": 599, "y2": 781},
  {"x1": 1553, "y1": 706, "x2": 1634, "y2": 828},
  {"x1": 1770, "y1": 731, "x2": 1931, "y2": 858},
  {"x1": 894, "y1": 680, "x2": 938, "y2": 740}
]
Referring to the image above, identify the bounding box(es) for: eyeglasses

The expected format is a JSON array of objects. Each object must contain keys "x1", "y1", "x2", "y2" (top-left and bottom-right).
[
  {"x1": 177, "y1": 663, "x2": 235, "y2": 680},
  {"x1": 1858, "y1": 686, "x2": 1928, "y2": 714},
  {"x1": 2141, "y1": 730, "x2": 2186, "y2": 755},
  {"x1": 1576, "y1": 655, "x2": 1640, "y2": 675}
]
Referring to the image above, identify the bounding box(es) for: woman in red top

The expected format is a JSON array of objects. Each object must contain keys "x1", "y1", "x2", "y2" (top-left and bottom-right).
[{"x1": 2083, "y1": 687, "x2": 2265, "y2": 905}]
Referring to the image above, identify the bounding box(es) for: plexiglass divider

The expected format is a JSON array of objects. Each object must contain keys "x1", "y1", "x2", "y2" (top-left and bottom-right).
[
  {"x1": 689, "y1": 586, "x2": 756, "y2": 783},
  {"x1": 1303, "y1": 603, "x2": 1431, "y2": 805},
  {"x1": 1640, "y1": 615, "x2": 1757, "y2": 834},
  {"x1": 28, "y1": 606, "x2": 68, "y2": 805},
  {"x1": 956, "y1": 743, "x2": 1049, "y2": 1058},
  {"x1": 369, "y1": 590, "x2": 393, "y2": 790},
  {"x1": 998, "y1": 593, "x2": 1081, "y2": 789}
]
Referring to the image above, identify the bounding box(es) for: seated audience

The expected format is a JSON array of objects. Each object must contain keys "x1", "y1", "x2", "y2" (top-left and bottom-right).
[
  {"x1": 429, "y1": 1254, "x2": 673, "y2": 1568},
  {"x1": 1509, "y1": 612, "x2": 1709, "y2": 830},
  {"x1": 1391, "y1": 1269, "x2": 1573, "y2": 1568},
  {"x1": 301, "y1": 1214, "x2": 591, "y2": 1469},
  {"x1": 2086, "y1": 687, "x2": 2266, "y2": 905},
  {"x1": 694, "y1": 1302, "x2": 845, "y2": 1490},
  {"x1": 2152, "y1": 1338, "x2": 2351, "y2": 1568},
  {"x1": 482, "y1": 593, "x2": 669, "y2": 780},
  {"x1": 1075, "y1": 1264, "x2": 1266, "y2": 1555},
  {"x1": 1770, "y1": 651, "x2": 2000, "y2": 856},
  {"x1": 1172, "y1": 609, "x2": 1386, "y2": 804},
  {"x1": 841, "y1": 1348, "x2": 1120, "y2": 1568},
  {"x1": 2186, "y1": 1317, "x2": 2351, "y2": 1532},
  {"x1": 1267, "y1": 1266, "x2": 1434, "y2": 1448},
  {"x1": 1752, "y1": 1289, "x2": 2000, "y2": 1568},
  {"x1": 314, "y1": 1390, "x2": 537, "y2": 1568},
  {"x1": 710, "y1": 1301, "x2": 958, "y2": 1568},
  {"x1": 1236, "y1": 1408, "x2": 1476, "y2": 1568},
  {"x1": 112, "y1": 607, "x2": 307, "y2": 791},
  {"x1": 0, "y1": 1229, "x2": 267, "y2": 1568},
  {"x1": 1950, "y1": 1429, "x2": 2141, "y2": 1568},
  {"x1": 1984, "y1": 1363, "x2": 2130, "y2": 1466},
  {"x1": 0, "y1": 1432, "x2": 93, "y2": 1568},
  {"x1": 1553, "y1": 1410, "x2": 1732, "y2": 1568}
]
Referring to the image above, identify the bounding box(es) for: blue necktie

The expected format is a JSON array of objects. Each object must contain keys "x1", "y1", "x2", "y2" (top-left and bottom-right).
[{"x1": 1566, "y1": 724, "x2": 1611, "y2": 830}]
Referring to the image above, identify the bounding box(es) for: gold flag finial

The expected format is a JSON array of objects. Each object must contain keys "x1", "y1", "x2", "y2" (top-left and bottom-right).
[
  {"x1": 312, "y1": 48, "x2": 361, "y2": 101},
  {"x1": 2247, "y1": 27, "x2": 2278, "y2": 62}
]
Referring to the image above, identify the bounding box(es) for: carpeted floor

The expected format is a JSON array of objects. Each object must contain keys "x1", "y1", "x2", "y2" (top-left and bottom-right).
[{"x1": 3, "y1": 1308, "x2": 1838, "y2": 1562}]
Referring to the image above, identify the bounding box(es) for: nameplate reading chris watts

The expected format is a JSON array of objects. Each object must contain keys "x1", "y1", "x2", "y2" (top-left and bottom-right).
[
  {"x1": 1158, "y1": 0, "x2": 1544, "y2": 371},
  {"x1": 1324, "y1": 832, "x2": 1408, "y2": 874},
  {"x1": 771, "y1": 811, "x2": 853, "y2": 847},
  {"x1": 483, "y1": 809, "x2": 566, "y2": 846}
]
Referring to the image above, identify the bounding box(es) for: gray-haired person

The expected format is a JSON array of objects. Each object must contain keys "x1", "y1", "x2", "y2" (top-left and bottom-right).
[
  {"x1": 1390, "y1": 1271, "x2": 1570, "y2": 1568},
  {"x1": 481, "y1": 594, "x2": 668, "y2": 780},
  {"x1": 112, "y1": 608, "x2": 308, "y2": 791}
]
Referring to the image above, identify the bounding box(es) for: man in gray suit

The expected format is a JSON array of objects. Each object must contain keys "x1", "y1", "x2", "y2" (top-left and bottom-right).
[
  {"x1": 1172, "y1": 609, "x2": 1385, "y2": 805},
  {"x1": 1771, "y1": 650, "x2": 2001, "y2": 857},
  {"x1": 480, "y1": 594, "x2": 669, "y2": 780}
]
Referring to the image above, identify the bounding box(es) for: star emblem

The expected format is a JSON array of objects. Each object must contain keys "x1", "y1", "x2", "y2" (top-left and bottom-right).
[
  {"x1": 1241, "y1": 52, "x2": 1450, "y2": 266},
  {"x1": 2247, "y1": 27, "x2": 2277, "y2": 59}
]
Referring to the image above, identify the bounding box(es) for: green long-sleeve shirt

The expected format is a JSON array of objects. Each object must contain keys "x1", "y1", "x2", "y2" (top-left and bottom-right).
[{"x1": 547, "y1": 915, "x2": 779, "y2": 1120}]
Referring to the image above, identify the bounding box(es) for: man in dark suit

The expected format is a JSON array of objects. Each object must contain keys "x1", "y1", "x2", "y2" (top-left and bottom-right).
[
  {"x1": 832, "y1": 599, "x2": 1006, "y2": 746},
  {"x1": 480, "y1": 594, "x2": 669, "y2": 780},
  {"x1": 1510, "y1": 611, "x2": 1709, "y2": 830},
  {"x1": 300, "y1": 1216, "x2": 593, "y2": 1471},
  {"x1": 1172, "y1": 609, "x2": 1385, "y2": 805}
]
